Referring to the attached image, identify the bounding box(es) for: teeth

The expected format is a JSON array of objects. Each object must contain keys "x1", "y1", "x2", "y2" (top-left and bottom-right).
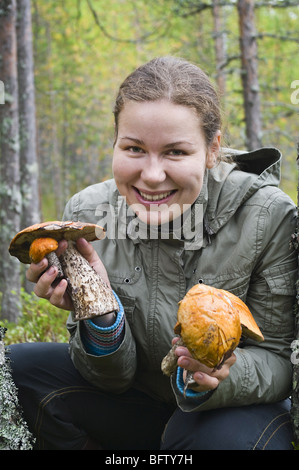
[{"x1": 139, "y1": 190, "x2": 173, "y2": 201}]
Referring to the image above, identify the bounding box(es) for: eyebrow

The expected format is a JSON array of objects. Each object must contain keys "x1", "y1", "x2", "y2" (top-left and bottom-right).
[
  {"x1": 120, "y1": 137, "x2": 145, "y2": 146},
  {"x1": 120, "y1": 136, "x2": 194, "y2": 148}
]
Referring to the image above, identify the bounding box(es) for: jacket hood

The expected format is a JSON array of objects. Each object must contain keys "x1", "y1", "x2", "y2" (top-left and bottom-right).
[{"x1": 204, "y1": 147, "x2": 282, "y2": 235}]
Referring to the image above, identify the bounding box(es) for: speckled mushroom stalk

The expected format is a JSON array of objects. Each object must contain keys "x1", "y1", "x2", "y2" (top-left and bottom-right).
[{"x1": 9, "y1": 221, "x2": 119, "y2": 321}]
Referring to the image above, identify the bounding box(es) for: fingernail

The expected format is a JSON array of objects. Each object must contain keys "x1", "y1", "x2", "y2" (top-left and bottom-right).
[
  {"x1": 180, "y1": 358, "x2": 189, "y2": 368},
  {"x1": 195, "y1": 372, "x2": 204, "y2": 380},
  {"x1": 36, "y1": 259, "x2": 46, "y2": 268},
  {"x1": 175, "y1": 347, "x2": 185, "y2": 355},
  {"x1": 47, "y1": 266, "x2": 56, "y2": 275}
]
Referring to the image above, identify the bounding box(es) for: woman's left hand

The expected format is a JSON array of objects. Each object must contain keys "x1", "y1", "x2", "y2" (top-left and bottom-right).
[{"x1": 174, "y1": 338, "x2": 236, "y2": 393}]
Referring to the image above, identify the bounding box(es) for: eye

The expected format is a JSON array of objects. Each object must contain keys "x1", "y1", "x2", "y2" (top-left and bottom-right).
[
  {"x1": 127, "y1": 146, "x2": 144, "y2": 154},
  {"x1": 167, "y1": 149, "x2": 187, "y2": 156}
]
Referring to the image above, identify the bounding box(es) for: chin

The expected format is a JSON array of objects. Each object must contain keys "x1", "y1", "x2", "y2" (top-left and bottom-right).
[{"x1": 140, "y1": 210, "x2": 179, "y2": 228}]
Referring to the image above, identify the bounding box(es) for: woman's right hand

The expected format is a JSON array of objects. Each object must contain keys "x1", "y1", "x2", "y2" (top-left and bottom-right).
[
  {"x1": 26, "y1": 237, "x2": 111, "y2": 312},
  {"x1": 26, "y1": 239, "x2": 73, "y2": 311}
]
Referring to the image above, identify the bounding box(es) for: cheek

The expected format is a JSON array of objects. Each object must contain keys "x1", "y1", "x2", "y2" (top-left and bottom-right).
[
  {"x1": 112, "y1": 154, "x2": 139, "y2": 190},
  {"x1": 176, "y1": 164, "x2": 205, "y2": 192},
  {"x1": 112, "y1": 154, "x2": 126, "y2": 181}
]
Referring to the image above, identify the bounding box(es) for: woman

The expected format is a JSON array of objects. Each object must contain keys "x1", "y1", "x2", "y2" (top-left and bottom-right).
[{"x1": 9, "y1": 56, "x2": 297, "y2": 450}]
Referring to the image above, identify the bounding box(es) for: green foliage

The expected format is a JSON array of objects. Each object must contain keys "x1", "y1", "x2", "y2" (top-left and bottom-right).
[
  {"x1": 0, "y1": 289, "x2": 69, "y2": 345},
  {"x1": 31, "y1": 0, "x2": 299, "y2": 218}
]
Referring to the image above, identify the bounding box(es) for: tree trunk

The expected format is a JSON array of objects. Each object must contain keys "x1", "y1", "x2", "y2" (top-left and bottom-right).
[
  {"x1": 16, "y1": 0, "x2": 41, "y2": 293},
  {"x1": 237, "y1": 0, "x2": 262, "y2": 150},
  {"x1": 212, "y1": 0, "x2": 226, "y2": 99},
  {"x1": 0, "y1": 0, "x2": 21, "y2": 321},
  {"x1": 290, "y1": 143, "x2": 299, "y2": 448},
  {"x1": 17, "y1": 0, "x2": 40, "y2": 228}
]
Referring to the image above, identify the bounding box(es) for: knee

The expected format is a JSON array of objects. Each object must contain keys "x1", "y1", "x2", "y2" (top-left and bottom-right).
[
  {"x1": 7, "y1": 343, "x2": 34, "y2": 386},
  {"x1": 161, "y1": 402, "x2": 294, "y2": 450}
]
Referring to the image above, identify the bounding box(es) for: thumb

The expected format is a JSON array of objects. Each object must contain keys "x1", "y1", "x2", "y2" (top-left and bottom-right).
[
  {"x1": 75, "y1": 237, "x2": 98, "y2": 265},
  {"x1": 75, "y1": 238, "x2": 110, "y2": 286}
]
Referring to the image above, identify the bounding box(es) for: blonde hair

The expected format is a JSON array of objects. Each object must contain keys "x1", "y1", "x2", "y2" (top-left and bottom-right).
[{"x1": 113, "y1": 56, "x2": 222, "y2": 148}]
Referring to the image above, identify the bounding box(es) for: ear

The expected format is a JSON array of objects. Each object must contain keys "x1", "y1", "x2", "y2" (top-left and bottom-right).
[{"x1": 206, "y1": 130, "x2": 221, "y2": 169}]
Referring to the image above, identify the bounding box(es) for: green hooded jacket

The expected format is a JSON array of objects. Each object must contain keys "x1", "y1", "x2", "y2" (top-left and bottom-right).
[{"x1": 64, "y1": 147, "x2": 298, "y2": 412}]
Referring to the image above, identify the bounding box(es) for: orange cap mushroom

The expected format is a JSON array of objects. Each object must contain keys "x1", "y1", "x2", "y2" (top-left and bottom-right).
[
  {"x1": 9, "y1": 221, "x2": 119, "y2": 321},
  {"x1": 29, "y1": 237, "x2": 59, "y2": 264},
  {"x1": 162, "y1": 283, "x2": 264, "y2": 376},
  {"x1": 9, "y1": 220, "x2": 106, "y2": 264}
]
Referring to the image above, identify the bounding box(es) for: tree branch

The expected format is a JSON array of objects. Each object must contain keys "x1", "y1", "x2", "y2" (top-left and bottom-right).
[
  {"x1": 86, "y1": 0, "x2": 170, "y2": 44},
  {"x1": 256, "y1": 32, "x2": 299, "y2": 43}
]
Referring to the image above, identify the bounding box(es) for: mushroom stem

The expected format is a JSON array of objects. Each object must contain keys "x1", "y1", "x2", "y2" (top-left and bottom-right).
[
  {"x1": 59, "y1": 242, "x2": 119, "y2": 321},
  {"x1": 161, "y1": 337, "x2": 184, "y2": 377},
  {"x1": 47, "y1": 251, "x2": 64, "y2": 279}
]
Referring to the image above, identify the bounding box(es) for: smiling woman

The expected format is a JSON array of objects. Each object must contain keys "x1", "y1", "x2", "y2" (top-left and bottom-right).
[
  {"x1": 112, "y1": 99, "x2": 220, "y2": 226},
  {"x1": 111, "y1": 57, "x2": 221, "y2": 226},
  {"x1": 7, "y1": 56, "x2": 298, "y2": 450}
]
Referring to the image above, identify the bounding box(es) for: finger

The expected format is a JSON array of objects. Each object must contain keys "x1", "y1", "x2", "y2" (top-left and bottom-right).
[
  {"x1": 178, "y1": 351, "x2": 237, "y2": 375},
  {"x1": 213, "y1": 353, "x2": 237, "y2": 381},
  {"x1": 56, "y1": 239, "x2": 68, "y2": 257},
  {"x1": 175, "y1": 346, "x2": 193, "y2": 359},
  {"x1": 26, "y1": 258, "x2": 48, "y2": 283},
  {"x1": 76, "y1": 238, "x2": 110, "y2": 285},
  {"x1": 171, "y1": 336, "x2": 183, "y2": 346},
  {"x1": 26, "y1": 240, "x2": 67, "y2": 283},
  {"x1": 76, "y1": 238, "x2": 97, "y2": 265},
  {"x1": 48, "y1": 278, "x2": 71, "y2": 310},
  {"x1": 191, "y1": 371, "x2": 219, "y2": 392},
  {"x1": 33, "y1": 266, "x2": 58, "y2": 299}
]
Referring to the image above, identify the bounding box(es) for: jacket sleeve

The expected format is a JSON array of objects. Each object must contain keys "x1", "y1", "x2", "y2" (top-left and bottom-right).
[
  {"x1": 172, "y1": 189, "x2": 298, "y2": 412},
  {"x1": 62, "y1": 194, "x2": 137, "y2": 393}
]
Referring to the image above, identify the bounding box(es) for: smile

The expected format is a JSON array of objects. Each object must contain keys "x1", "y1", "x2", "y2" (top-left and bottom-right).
[{"x1": 134, "y1": 187, "x2": 177, "y2": 203}]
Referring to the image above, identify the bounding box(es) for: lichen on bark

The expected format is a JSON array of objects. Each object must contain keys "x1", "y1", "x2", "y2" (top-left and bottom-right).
[{"x1": 0, "y1": 326, "x2": 35, "y2": 450}]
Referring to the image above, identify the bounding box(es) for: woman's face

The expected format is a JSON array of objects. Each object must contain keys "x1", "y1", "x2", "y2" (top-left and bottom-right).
[{"x1": 112, "y1": 99, "x2": 220, "y2": 226}]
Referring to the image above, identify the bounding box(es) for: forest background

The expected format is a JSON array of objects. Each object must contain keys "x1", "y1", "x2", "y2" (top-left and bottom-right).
[{"x1": 0, "y1": 0, "x2": 299, "y2": 322}]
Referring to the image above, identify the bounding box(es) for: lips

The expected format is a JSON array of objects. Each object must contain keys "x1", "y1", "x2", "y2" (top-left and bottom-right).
[{"x1": 133, "y1": 187, "x2": 177, "y2": 203}]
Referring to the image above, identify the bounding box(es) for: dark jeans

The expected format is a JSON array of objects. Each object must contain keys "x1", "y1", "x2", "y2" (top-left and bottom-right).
[{"x1": 8, "y1": 342, "x2": 294, "y2": 450}]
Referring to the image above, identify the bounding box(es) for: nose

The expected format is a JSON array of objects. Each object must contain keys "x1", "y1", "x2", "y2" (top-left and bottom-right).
[{"x1": 140, "y1": 155, "x2": 167, "y2": 187}]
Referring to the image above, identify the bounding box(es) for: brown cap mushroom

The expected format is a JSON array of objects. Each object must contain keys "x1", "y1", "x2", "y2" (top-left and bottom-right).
[
  {"x1": 161, "y1": 283, "x2": 264, "y2": 384},
  {"x1": 9, "y1": 221, "x2": 119, "y2": 321},
  {"x1": 9, "y1": 221, "x2": 105, "y2": 264}
]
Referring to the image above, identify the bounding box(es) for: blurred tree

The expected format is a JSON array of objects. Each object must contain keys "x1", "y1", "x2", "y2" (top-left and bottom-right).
[
  {"x1": 17, "y1": 0, "x2": 40, "y2": 230},
  {"x1": 17, "y1": 0, "x2": 41, "y2": 293},
  {"x1": 237, "y1": 0, "x2": 262, "y2": 150},
  {"x1": 0, "y1": 0, "x2": 21, "y2": 321}
]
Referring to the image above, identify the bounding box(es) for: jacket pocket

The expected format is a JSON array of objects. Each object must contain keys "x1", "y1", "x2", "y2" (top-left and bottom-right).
[
  {"x1": 200, "y1": 274, "x2": 250, "y2": 302},
  {"x1": 255, "y1": 260, "x2": 297, "y2": 331},
  {"x1": 262, "y1": 261, "x2": 297, "y2": 296}
]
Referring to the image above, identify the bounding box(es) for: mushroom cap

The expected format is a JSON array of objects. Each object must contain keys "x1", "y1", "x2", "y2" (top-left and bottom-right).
[
  {"x1": 29, "y1": 237, "x2": 59, "y2": 263},
  {"x1": 219, "y1": 288, "x2": 264, "y2": 343},
  {"x1": 174, "y1": 283, "x2": 263, "y2": 368},
  {"x1": 9, "y1": 221, "x2": 106, "y2": 264}
]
